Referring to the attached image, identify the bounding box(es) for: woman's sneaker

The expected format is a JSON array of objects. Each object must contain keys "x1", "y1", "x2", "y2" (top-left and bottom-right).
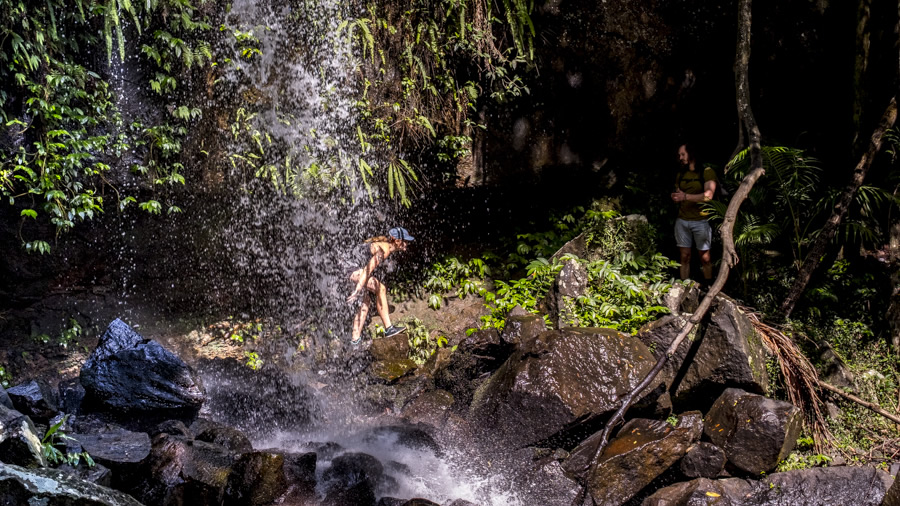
[{"x1": 384, "y1": 325, "x2": 406, "y2": 338}]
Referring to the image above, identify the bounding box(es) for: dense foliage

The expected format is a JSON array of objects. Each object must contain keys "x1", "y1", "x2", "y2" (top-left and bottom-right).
[{"x1": 0, "y1": 0, "x2": 213, "y2": 252}]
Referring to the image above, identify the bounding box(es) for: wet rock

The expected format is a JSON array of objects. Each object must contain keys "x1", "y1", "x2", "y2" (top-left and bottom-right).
[
  {"x1": 583, "y1": 412, "x2": 703, "y2": 505},
  {"x1": 0, "y1": 463, "x2": 143, "y2": 505},
  {"x1": 636, "y1": 314, "x2": 695, "y2": 388},
  {"x1": 150, "y1": 419, "x2": 192, "y2": 439},
  {"x1": 470, "y1": 327, "x2": 661, "y2": 447},
  {"x1": 362, "y1": 425, "x2": 441, "y2": 455},
  {"x1": 225, "y1": 450, "x2": 287, "y2": 506},
  {"x1": 195, "y1": 424, "x2": 253, "y2": 455},
  {"x1": 499, "y1": 314, "x2": 546, "y2": 346},
  {"x1": 0, "y1": 386, "x2": 12, "y2": 410},
  {"x1": 57, "y1": 462, "x2": 113, "y2": 488},
  {"x1": 81, "y1": 319, "x2": 205, "y2": 417},
  {"x1": 679, "y1": 442, "x2": 726, "y2": 479},
  {"x1": 58, "y1": 378, "x2": 86, "y2": 415},
  {"x1": 130, "y1": 433, "x2": 235, "y2": 506},
  {"x1": 434, "y1": 329, "x2": 509, "y2": 409},
  {"x1": 512, "y1": 460, "x2": 583, "y2": 506},
  {"x1": 282, "y1": 451, "x2": 317, "y2": 500},
  {"x1": 371, "y1": 359, "x2": 418, "y2": 382},
  {"x1": 400, "y1": 389, "x2": 454, "y2": 429},
  {"x1": 402, "y1": 499, "x2": 440, "y2": 505},
  {"x1": 643, "y1": 466, "x2": 892, "y2": 505},
  {"x1": 376, "y1": 498, "x2": 405, "y2": 506},
  {"x1": 70, "y1": 427, "x2": 151, "y2": 486},
  {"x1": 308, "y1": 441, "x2": 344, "y2": 460},
  {"x1": 371, "y1": 333, "x2": 411, "y2": 361},
  {"x1": 7, "y1": 379, "x2": 59, "y2": 423},
  {"x1": 446, "y1": 500, "x2": 480, "y2": 506},
  {"x1": 542, "y1": 259, "x2": 590, "y2": 328},
  {"x1": 322, "y1": 452, "x2": 383, "y2": 506},
  {"x1": 324, "y1": 480, "x2": 377, "y2": 506},
  {"x1": 669, "y1": 296, "x2": 770, "y2": 411},
  {"x1": 0, "y1": 404, "x2": 46, "y2": 468},
  {"x1": 704, "y1": 388, "x2": 802, "y2": 474}
]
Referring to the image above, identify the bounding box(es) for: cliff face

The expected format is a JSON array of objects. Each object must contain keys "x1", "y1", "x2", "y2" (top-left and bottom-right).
[{"x1": 477, "y1": 0, "x2": 891, "y2": 186}]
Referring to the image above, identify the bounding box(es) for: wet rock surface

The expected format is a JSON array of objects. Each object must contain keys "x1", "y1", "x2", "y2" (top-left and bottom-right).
[
  {"x1": 704, "y1": 388, "x2": 802, "y2": 474},
  {"x1": 584, "y1": 412, "x2": 703, "y2": 505},
  {"x1": 225, "y1": 451, "x2": 287, "y2": 506},
  {"x1": 131, "y1": 433, "x2": 234, "y2": 506},
  {"x1": 0, "y1": 463, "x2": 144, "y2": 506},
  {"x1": 470, "y1": 327, "x2": 661, "y2": 447},
  {"x1": 370, "y1": 333, "x2": 411, "y2": 361},
  {"x1": 433, "y1": 328, "x2": 508, "y2": 410},
  {"x1": 322, "y1": 452, "x2": 385, "y2": 505},
  {"x1": 7, "y1": 379, "x2": 58, "y2": 422},
  {"x1": 194, "y1": 423, "x2": 253, "y2": 455},
  {"x1": 644, "y1": 466, "x2": 893, "y2": 505},
  {"x1": 0, "y1": 404, "x2": 46, "y2": 468},
  {"x1": 679, "y1": 441, "x2": 727, "y2": 479},
  {"x1": 499, "y1": 314, "x2": 546, "y2": 346},
  {"x1": 81, "y1": 319, "x2": 205, "y2": 417},
  {"x1": 670, "y1": 296, "x2": 770, "y2": 411}
]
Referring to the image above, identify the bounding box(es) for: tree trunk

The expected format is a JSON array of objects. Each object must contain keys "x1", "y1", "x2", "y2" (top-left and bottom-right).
[
  {"x1": 780, "y1": 96, "x2": 898, "y2": 320},
  {"x1": 852, "y1": 0, "x2": 872, "y2": 153},
  {"x1": 886, "y1": 220, "x2": 900, "y2": 352}
]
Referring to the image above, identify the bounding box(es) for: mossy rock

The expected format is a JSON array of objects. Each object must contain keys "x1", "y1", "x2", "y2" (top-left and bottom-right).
[{"x1": 371, "y1": 360, "x2": 418, "y2": 383}]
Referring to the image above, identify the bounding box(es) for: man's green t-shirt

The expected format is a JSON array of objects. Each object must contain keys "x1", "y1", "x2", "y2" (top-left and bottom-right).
[{"x1": 677, "y1": 166, "x2": 718, "y2": 221}]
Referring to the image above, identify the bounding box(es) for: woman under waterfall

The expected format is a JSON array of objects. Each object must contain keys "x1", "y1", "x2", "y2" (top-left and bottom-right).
[{"x1": 346, "y1": 227, "x2": 414, "y2": 345}]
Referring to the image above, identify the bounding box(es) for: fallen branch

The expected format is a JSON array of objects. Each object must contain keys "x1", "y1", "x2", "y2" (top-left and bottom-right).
[{"x1": 818, "y1": 380, "x2": 900, "y2": 426}]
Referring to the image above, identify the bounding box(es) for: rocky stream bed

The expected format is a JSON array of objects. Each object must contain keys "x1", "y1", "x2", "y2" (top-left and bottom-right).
[{"x1": 1, "y1": 282, "x2": 899, "y2": 505}]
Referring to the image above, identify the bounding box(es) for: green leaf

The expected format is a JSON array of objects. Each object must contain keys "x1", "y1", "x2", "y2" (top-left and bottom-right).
[{"x1": 20, "y1": 209, "x2": 37, "y2": 219}]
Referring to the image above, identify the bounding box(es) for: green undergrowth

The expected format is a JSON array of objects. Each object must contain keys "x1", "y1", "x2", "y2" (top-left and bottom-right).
[{"x1": 397, "y1": 203, "x2": 679, "y2": 335}]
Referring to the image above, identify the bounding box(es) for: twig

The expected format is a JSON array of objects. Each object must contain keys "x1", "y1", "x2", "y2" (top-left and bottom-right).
[{"x1": 819, "y1": 380, "x2": 900, "y2": 426}]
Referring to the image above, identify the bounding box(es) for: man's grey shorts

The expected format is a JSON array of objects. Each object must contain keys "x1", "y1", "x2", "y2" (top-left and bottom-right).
[{"x1": 675, "y1": 218, "x2": 712, "y2": 250}]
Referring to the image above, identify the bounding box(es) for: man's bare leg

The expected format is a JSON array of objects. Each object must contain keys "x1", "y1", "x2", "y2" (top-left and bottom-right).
[
  {"x1": 699, "y1": 249, "x2": 713, "y2": 284},
  {"x1": 679, "y1": 247, "x2": 692, "y2": 280}
]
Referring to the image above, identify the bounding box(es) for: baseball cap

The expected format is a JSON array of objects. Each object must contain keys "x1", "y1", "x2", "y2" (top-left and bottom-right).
[{"x1": 389, "y1": 227, "x2": 415, "y2": 241}]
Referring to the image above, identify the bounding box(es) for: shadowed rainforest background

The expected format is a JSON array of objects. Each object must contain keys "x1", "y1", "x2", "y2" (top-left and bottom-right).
[{"x1": 2, "y1": 0, "x2": 900, "y2": 487}]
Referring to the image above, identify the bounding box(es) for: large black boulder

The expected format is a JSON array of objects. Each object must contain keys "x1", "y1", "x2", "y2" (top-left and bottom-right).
[
  {"x1": 80, "y1": 319, "x2": 205, "y2": 417},
  {"x1": 643, "y1": 466, "x2": 893, "y2": 505},
  {"x1": 704, "y1": 388, "x2": 802, "y2": 474},
  {"x1": 0, "y1": 463, "x2": 144, "y2": 505}
]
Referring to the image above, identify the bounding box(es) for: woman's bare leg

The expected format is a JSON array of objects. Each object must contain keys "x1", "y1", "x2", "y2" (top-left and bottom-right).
[
  {"x1": 366, "y1": 277, "x2": 392, "y2": 328},
  {"x1": 351, "y1": 291, "x2": 370, "y2": 341}
]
